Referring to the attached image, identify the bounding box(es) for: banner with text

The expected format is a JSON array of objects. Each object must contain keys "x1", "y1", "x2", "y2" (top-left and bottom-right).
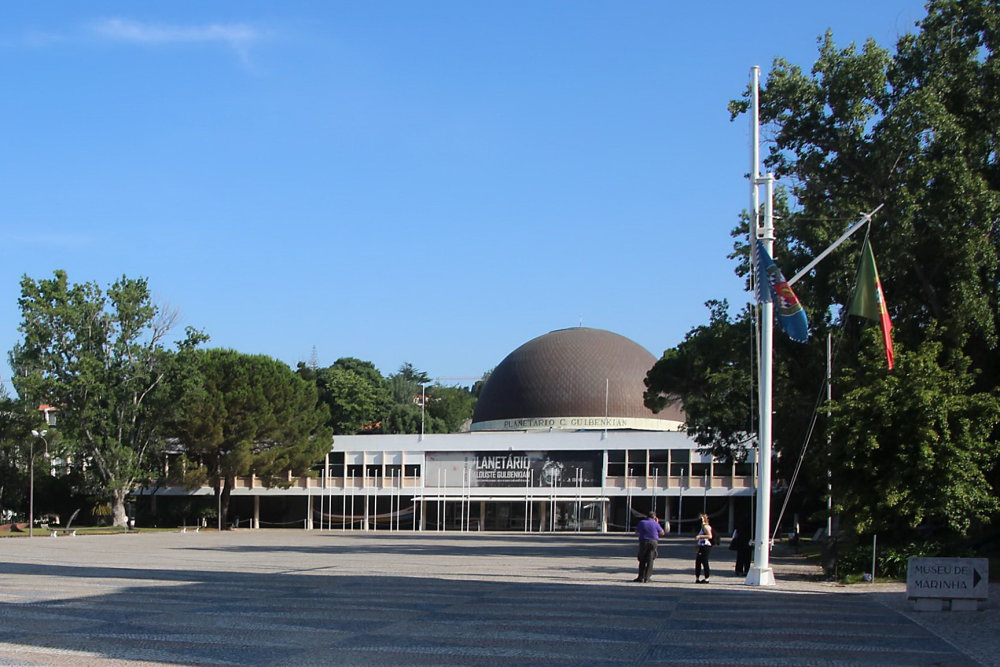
[{"x1": 425, "y1": 451, "x2": 602, "y2": 488}]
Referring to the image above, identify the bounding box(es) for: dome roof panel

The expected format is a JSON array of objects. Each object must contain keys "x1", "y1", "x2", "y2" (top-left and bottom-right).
[{"x1": 471, "y1": 328, "x2": 682, "y2": 431}]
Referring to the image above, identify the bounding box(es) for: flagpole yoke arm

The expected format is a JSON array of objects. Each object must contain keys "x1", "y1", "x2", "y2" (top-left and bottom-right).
[{"x1": 786, "y1": 204, "x2": 884, "y2": 287}]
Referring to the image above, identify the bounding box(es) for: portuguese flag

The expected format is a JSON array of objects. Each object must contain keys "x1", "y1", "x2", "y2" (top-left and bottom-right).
[{"x1": 848, "y1": 237, "x2": 894, "y2": 370}]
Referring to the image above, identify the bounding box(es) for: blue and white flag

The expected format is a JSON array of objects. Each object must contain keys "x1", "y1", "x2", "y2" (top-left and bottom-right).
[{"x1": 754, "y1": 239, "x2": 810, "y2": 343}]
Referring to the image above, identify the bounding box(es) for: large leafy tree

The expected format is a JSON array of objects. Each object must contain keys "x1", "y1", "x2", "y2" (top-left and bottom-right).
[
  {"x1": 298, "y1": 358, "x2": 477, "y2": 435},
  {"x1": 9, "y1": 271, "x2": 191, "y2": 526},
  {"x1": 386, "y1": 362, "x2": 431, "y2": 405},
  {"x1": 382, "y1": 363, "x2": 436, "y2": 435},
  {"x1": 172, "y1": 349, "x2": 331, "y2": 523},
  {"x1": 0, "y1": 393, "x2": 39, "y2": 523},
  {"x1": 313, "y1": 358, "x2": 390, "y2": 434},
  {"x1": 831, "y1": 334, "x2": 999, "y2": 539},
  {"x1": 426, "y1": 384, "x2": 476, "y2": 433},
  {"x1": 644, "y1": 300, "x2": 756, "y2": 461},
  {"x1": 647, "y1": 0, "x2": 1000, "y2": 544}
]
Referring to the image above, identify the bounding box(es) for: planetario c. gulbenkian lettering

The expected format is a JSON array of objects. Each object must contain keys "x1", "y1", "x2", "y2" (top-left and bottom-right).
[{"x1": 145, "y1": 328, "x2": 756, "y2": 533}]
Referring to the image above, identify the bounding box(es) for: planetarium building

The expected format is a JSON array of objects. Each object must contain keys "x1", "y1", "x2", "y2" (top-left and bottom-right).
[{"x1": 152, "y1": 328, "x2": 755, "y2": 533}]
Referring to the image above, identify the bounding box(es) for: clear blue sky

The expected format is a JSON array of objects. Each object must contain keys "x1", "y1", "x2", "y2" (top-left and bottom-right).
[{"x1": 0, "y1": 2, "x2": 926, "y2": 387}]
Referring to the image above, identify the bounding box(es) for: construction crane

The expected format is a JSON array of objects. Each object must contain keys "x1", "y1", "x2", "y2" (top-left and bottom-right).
[{"x1": 434, "y1": 376, "x2": 482, "y2": 385}]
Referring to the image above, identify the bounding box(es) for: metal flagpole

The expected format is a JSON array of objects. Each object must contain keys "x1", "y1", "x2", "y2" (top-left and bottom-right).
[
  {"x1": 627, "y1": 467, "x2": 633, "y2": 532},
  {"x1": 525, "y1": 464, "x2": 530, "y2": 533},
  {"x1": 678, "y1": 467, "x2": 684, "y2": 535},
  {"x1": 528, "y1": 469, "x2": 534, "y2": 531},
  {"x1": 703, "y1": 470, "x2": 708, "y2": 514},
  {"x1": 743, "y1": 66, "x2": 881, "y2": 585},
  {"x1": 827, "y1": 333, "x2": 833, "y2": 540},
  {"x1": 744, "y1": 65, "x2": 777, "y2": 586},
  {"x1": 652, "y1": 471, "x2": 657, "y2": 518},
  {"x1": 552, "y1": 472, "x2": 557, "y2": 532},
  {"x1": 602, "y1": 379, "x2": 609, "y2": 440},
  {"x1": 577, "y1": 468, "x2": 582, "y2": 532}
]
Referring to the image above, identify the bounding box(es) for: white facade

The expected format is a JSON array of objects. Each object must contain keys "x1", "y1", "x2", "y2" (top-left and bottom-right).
[{"x1": 151, "y1": 429, "x2": 755, "y2": 533}]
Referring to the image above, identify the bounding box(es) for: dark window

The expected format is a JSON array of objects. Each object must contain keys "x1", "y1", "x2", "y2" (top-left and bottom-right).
[
  {"x1": 404, "y1": 464, "x2": 421, "y2": 477},
  {"x1": 670, "y1": 449, "x2": 690, "y2": 477},
  {"x1": 650, "y1": 451, "x2": 668, "y2": 477},
  {"x1": 711, "y1": 460, "x2": 731, "y2": 477},
  {"x1": 626, "y1": 450, "x2": 647, "y2": 476},
  {"x1": 607, "y1": 450, "x2": 626, "y2": 477},
  {"x1": 327, "y1": 452, "x2": 345, "y2": 477},
  {"x1": 690, "y1": 463, "x2": 710, "y2": 480}
]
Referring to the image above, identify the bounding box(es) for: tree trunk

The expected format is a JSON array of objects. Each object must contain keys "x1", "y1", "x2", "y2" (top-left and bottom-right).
[
  {"x1": 112, "y1": 488, "x2": 129, "y2": 527},
  {"x1": 221, "y1": 477, "x2": 234, "y2": 530}
]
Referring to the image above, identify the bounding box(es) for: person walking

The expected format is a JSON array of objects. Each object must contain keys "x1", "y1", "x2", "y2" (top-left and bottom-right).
[
  {"x1": 634, "y1": 511, "x2": 665, "y2": 582},
  {"x1": 694, "y1": 513, "x2": 713, "y2": 583}
]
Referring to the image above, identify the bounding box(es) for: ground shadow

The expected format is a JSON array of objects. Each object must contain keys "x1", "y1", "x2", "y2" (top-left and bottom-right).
[{"x1": 0, "y1": 550, "x2": 972, "y2": 666}]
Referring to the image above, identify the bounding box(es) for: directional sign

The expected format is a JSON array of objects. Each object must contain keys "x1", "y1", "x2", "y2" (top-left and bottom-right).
[{"x1": 907, "y1": 557, "x2": 989, "y2": 600}]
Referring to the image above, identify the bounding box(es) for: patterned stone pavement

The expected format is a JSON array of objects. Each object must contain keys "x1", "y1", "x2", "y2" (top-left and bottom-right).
[{"x1": 0, "y1": 531, "x2": 992, "y2": 666}]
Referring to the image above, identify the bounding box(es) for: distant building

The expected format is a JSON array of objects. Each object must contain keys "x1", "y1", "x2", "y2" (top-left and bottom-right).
[{"x1": 147, "y1": 328, "x2": 755, "y2": 532}]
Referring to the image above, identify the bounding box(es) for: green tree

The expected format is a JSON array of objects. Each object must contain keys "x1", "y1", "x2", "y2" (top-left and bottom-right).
[
  {"x1": 650, "y1": 0, "x2": 1000, "y2": 544},
  {"x1": 315, "y1": 359, "x2": 390, "y2": 434},
  {"x1": 0, "y1": 393, "x2": 37, "y2": 523},
  {"x1": 830, "y1": 333, "x2": 999, "y2": 539},
  {"x1": 172, "y1": 349, "x2": 331, "y2": 524},
  {"x1": 426, "y1": 384, "x2": 476, "y2": 433},
  {"x1": 9, "y1": 271, "x2": 191, "y2": 526},
  {"x1": 645, "y1": 300, "x2": 756, "y2": 461},
  {"x1": 386, "y1": 363, "x2": 430, "y2": 405},
  {"x1": 381, "y1": 403, "x2": 430, "y2": 435},
  {"x1": 380, "y1": 363, "x2": 434, "y2": 434}
]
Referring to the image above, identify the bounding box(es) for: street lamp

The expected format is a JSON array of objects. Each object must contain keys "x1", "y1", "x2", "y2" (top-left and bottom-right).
[{"x1": 29, "y1": 430, "x2": 49, "y2": 538}]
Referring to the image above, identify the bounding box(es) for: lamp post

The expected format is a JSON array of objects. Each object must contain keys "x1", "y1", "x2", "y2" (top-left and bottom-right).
[
  {"x1": 29, "y1": 430, "x2": 49, "y2": 538},
  {"x1": 678, "y1": 467, "x2": 685, "y2": 535},
  {"x1": 703, "y1": 469, "x2": 709, "y2": 514}
]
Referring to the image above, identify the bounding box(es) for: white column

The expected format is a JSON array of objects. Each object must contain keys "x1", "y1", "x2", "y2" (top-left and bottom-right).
[{"x1": 746, "y1": 65, "x2": 775, "y2": 586}]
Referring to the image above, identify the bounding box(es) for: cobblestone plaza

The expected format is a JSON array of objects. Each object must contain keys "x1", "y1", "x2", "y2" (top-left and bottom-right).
[{"x1": 0, "y1": 531, "x2": 994, "y2": 665}]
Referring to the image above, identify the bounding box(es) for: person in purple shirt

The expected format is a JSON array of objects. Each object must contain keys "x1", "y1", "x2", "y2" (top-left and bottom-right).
[{"x1": 633, "y1": 511, "x2": 665, "y2": 582}]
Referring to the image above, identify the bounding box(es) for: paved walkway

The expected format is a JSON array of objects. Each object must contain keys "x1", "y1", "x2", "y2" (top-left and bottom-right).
[{"x1": 0, "y1": 530, "x2": 994, "y2": 666}]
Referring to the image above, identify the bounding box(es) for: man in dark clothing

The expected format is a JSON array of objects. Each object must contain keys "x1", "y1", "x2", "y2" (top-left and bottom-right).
[
  {"x1": 731, "y1": 524, "x2": 752, "y2": 577},
  {"x1": 634, "y1": 511, "x2": 665, "y2": 582}
]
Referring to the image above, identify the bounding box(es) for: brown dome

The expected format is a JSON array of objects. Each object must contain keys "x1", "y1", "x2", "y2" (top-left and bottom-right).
[{"x1": 471, "y1": 327, "x2": 682, "y2": 432}]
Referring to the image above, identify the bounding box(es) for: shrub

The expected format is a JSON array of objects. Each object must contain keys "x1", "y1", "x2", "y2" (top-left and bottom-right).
[{"x1": 835, "y1": 539, "x2": 962, "y2": 580}]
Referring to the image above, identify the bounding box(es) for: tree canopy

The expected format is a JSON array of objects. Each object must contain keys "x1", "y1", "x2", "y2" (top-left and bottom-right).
[
  {"x1": 172, "y1": 348, "x2": 331, "y2": 524},
  {"x1": 299, "y1": 359, "x2": 478, "y2": 435},
  {"x1": 314, "y1": 358, "x2": 390, "y2": 434},
  {"x1": 9, "y1": 271, "x2": 195, "y2": 526},
  {"x1": 646, "y1": 0, "x2": 1000, "y2": 545}
]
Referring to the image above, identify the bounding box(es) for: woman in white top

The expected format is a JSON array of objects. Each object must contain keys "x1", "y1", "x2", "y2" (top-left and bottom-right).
[{"x1": 694, "y1": 513, "x2": 713, "y2": 583}]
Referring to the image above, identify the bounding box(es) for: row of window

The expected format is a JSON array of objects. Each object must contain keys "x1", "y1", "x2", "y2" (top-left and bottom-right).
[
  {"x1": 312, "y1": 450, "x2": 754, "y2": 481},
  {"x1": 606, "y1": 449, "x2": 753, "y2": 477}
]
